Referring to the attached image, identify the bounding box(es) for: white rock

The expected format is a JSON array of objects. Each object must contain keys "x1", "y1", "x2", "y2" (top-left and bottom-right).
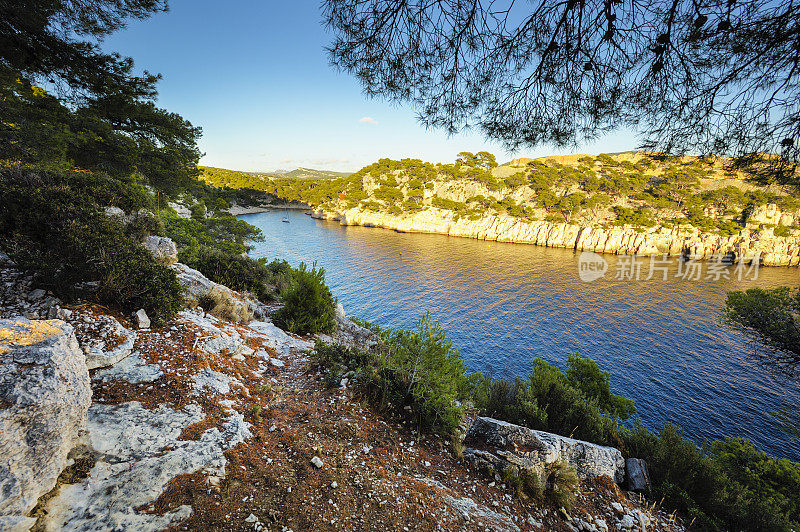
[
  {"x1": 0, "y1": 319, "x2": 91, "y2": 520},
  {"x1": 248, "y1": 321, "x2": 313, "y2": 356},
  {"x1": 93, "y1": 351, "x2": 162, "y2": 384},
  {"x1": 311, "y1": 456, "x2": 323, "y2": 468},
  {"x1": 0, "y1": 515, "x2": 37, "y2": 531},
  {"x1": 619, "y1": 514, "x2": 635, "y2": 529},
  {"x1": 78, "y1": 315, "x2": 136, "y2": 370},
  {"x1": 143, "y1": 236, "x2": 178, "y2": 264},
  {"x1": 40, "y1": 403, "x2": 251, "y2": 531},
  {"x1": 192, "y1": 368, "x2": 238, "y2": 396},
  {"x1": 134, "y1": 309, "x2": 150, "y2": 329},
  {"x1": 464, "y1": 417, "x2": 625, "y2": 483}
]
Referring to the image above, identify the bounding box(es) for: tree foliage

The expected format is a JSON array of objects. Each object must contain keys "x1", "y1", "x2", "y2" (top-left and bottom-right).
[
  {"x1": 0, "y1": 0, "x2": 203, "y2": 195},
  {"x1": 273, "y1": 262, "x2": 337, "y2": 335},
  {"x1": 723, "y1": 287, "x2": 800, "y2": 377},
  {"x1": 324, "y1": 0, "x2": 800, "y2": 184}
]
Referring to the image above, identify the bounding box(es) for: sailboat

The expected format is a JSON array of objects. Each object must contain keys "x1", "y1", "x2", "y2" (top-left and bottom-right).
[{"x1": 282, "y1": 207, "x2": 290, "y2": 223}]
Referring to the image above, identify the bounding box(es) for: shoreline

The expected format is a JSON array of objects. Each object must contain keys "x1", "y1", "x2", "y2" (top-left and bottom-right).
[
  {"x1": 311, "y1": 206, "x2": 800, "y2": 267},
  {"x1": 229, "y1": 203, "x2": 311, "y2": 216}
]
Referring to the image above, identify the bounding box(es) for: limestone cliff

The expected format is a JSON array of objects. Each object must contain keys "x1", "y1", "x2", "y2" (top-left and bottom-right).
[{"x1": 312, "y1": 206, "x2": 800, "y2": 266}]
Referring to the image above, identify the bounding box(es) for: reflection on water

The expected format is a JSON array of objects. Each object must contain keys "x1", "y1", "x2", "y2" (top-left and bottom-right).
[{"x1": 245, "y1": 210, "x2": 800, "y2": 459}]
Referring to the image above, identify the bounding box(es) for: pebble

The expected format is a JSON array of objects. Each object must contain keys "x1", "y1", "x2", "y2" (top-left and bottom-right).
[{"x1": 311, "y1": 456, "x2": 323, "y2": 468}]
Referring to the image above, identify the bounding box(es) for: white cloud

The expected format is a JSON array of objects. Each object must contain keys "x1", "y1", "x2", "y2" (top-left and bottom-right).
[
  {"x1": 312, "y1": 157, "x2": 350, "y2": 166},
  {"x1": 280, "y1": 157, "x2": 293, "y2": 164},
  {"x1": 358, "y1": 116, "x2": 378, "y2": 125}
]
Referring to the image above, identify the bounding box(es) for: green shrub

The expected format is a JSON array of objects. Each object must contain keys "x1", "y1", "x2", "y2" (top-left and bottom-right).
[
  {"x1": 273, "y1": 262, "x2": 336, "y2": 334},
  {"x1": 0, "y1": 166, "x2": 184, "y2": 325},
  {"x1": 124, "y1": 210, "x2": 165, "y2": 242},
  {"x1": 312, "y1": 313, "x2": 474, "y2": 435},
  {"x1": 473, "y1": 354, "x2": 631, "y2": 447},
  {"x1": 613, "y1": 205, "x2": 656, "y2": 227},
  {"x1": 622, "y1": 425, "x2": 800, "y2": 531},
  {"x1": 775, "y1": 224, "x2": 791, "y2": 237},
  {"x1": 178, "y1": 245, "x2": 290, "y2": 302}
]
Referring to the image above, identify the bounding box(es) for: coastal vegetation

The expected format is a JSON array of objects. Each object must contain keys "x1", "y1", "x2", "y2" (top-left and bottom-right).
[
  {"x1": 273, "y1": 262, "x2": 337, "y2": 335},
  {"x1": 313, "y1": 315, "x2": 800, "y2": 531},
  {"x1": 724, "y1": 287, "x2": 800, "y2": 377},
  {"x1": 199, "y1": 152, "x2": 800, "y2": 238}
]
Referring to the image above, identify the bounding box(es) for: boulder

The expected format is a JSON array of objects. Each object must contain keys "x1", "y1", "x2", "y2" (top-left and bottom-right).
[
  {"x1": 0, "y1": 318, "x2": 91, "y2": 523},
  {"x1": 142, "y1": 236, "x2": 178, "y2": 265},
  {"x1": 171, "y1": 263, "x2": 266, "y2": 321},
  {"x1": 463, "y1": 417, "x2": 625, "y2": 484},
  {"x1": 625, "y1": 458, "x2": 651, "y2": 491},
  {"x1": 171, "y1": 263, "x2": 218, "y2": 303}
]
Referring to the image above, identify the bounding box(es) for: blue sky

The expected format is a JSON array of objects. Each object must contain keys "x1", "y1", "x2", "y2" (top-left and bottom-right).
[{"x1": 104, "y1": 0, "x2": 640, "y2": 172}]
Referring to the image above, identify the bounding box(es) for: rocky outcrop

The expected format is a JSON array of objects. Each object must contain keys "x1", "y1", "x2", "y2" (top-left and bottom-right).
[
  {"x1": 39, "y1": 403, "x2": 251, "y2": 531},
  {"x1": 0, "y1": 255, "x2": 66, "y2": 321},
  {"x1": 0, "y1": 319, "x2": 91, "y2": 529},
  {"x1": 143, "y1": 236, "x2": 178, "y2": 264},
  {"x1": 747, "y1": 204, "x2": 800, "y2": 227},
  {"x1": 170, "y1": 263, "x2": 266, "y2": 320},
  {"x1": 315, "y1": 303, "x2": 380, "y2": 349},
  {"x1": 626, "y1": 458, "x2": 651, "y2": 492},
  {"x1": 313, "y1": 206, "x2": 800, "y2": 266},
  {"x1": 71, "y1": 313, "x2": 136, "y2": 370},
  {"x1": 463, "y1": 417, "x2": 625, "y2": 484}
]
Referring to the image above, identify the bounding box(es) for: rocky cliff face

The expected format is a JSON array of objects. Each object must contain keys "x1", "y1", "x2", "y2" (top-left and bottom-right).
[
  {"x1": 0, "y1": 319, "x2": 91, "y2": 530},
  {"x1": 312, "y1": 206, "x2": 800, "y2": 266}
]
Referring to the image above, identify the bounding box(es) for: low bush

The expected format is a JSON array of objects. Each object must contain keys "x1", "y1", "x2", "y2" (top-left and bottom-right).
[
  {"x1": 273, "y1": 262, "x2": 336, "y2": 334},
  {"x1": 472, "y1": 354, "x2": 633, "y2": 447},
  {"x1": 0, "y1": 166, "x2": 184, "y2": 325},
  {"x1": 312, "y1": 313, "x2": 475, "y2": 435},
  {"x1": 622, "y1": 425, "x2": 800, "y2": 531},
  {"x1": 178, "y1": 245, "x2": 293, "y2": 302},
  {"x1": 542, "y1": 460, "x2": 579, "y2": 510},
  {"x1": 198, "y1": 287, "x2": 254, "y2": 324}
]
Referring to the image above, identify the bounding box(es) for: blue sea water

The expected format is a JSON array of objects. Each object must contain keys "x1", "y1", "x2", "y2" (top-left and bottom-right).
[{"x1": 245, "y1": 210, "x2": 800, "y2": 459}]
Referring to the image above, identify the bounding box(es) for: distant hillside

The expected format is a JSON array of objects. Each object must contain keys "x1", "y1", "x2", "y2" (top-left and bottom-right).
[
  {"x1": 272, "y1": 167, "x2": 352, "y2": 180},
  {"x1": 199, "y1": 152, "x2": 800, "y2": 238}
]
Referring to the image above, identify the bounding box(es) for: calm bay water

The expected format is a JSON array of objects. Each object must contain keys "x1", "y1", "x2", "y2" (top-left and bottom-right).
[{"x1": 244, "y1": 210, "x2": 800, "y2": 460}]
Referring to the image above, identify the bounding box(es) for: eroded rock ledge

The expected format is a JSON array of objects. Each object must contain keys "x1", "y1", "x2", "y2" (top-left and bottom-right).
[
  {"x1": 312, "y1": 207, "x2": 800, "y2": 266},
  {"x1": 0, "y1": 318, "x2": 91, "y2": 531}
]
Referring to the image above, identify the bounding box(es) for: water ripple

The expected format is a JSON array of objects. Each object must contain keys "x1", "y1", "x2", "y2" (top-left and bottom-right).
[{"x1": 245, "y1": 210, "x2": 800, "y2": 460}]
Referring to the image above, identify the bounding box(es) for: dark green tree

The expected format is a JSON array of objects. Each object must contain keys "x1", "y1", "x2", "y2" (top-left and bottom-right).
[{"x1": 0, "y1": 0, "x2": 203, "y2": 194}]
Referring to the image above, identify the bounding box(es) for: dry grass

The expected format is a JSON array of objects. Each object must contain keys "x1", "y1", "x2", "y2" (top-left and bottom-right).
[{"x1": 199, "y1": 288, "x2": 254, "y2": 324}]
